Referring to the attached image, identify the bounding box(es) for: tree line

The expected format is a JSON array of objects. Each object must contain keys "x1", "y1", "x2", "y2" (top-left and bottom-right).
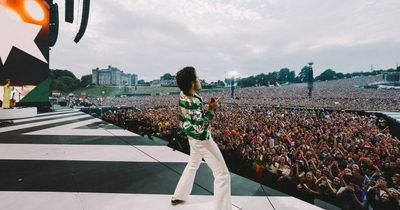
[
  {"x1": 236, "y1": 66, "x2": 400, "y2": 88},
  {"x1": 50, "y1": 66, "x2": 399, "y2": 93},
  {"x1": 50, "y1": 69, "x2": 91, "y2": 93}
]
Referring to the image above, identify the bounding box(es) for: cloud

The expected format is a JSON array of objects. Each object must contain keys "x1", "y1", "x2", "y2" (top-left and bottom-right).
[{"x1": 50, "y1": 0, "x2": 400, "y2": 82}]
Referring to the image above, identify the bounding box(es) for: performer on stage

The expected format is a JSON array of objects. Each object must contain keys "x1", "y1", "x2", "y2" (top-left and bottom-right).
[
  {"x1": 171, "y1": 67, "x2": 232, "y2": 210},
  {"x1": 2, "y1": 79, "x2": 12, "y2": 109}
]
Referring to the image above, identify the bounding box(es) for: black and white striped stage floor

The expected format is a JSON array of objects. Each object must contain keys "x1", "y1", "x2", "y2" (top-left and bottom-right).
[{"x1": 0, "y1": 109, "x2": 322, "y2": 210}]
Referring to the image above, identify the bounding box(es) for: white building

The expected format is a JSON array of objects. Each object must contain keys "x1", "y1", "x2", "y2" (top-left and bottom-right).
[
  {"x1": 160, "y1": 79, "x2": 177, "y2": 86},
  {"x1": 92, "y1": 65, "x2": 138, "y2": 86},
  {"x1": 150, "y1": 79, "x2": 161, "y2": 86}
]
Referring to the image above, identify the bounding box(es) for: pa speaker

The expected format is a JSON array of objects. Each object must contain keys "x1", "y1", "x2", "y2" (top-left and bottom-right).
[
  {"x1": 74, "y1": 0, "x2": 90, "y2": 43},
  {"x1": 65, "y1": 0, "x2": 74, "y2": 23},
  {"x1": 49, "y1": 2, "x2": 59, "y2": 47}
]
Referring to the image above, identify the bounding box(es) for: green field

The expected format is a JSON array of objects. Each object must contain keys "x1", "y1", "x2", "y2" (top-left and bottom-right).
[{"x1": 73, "y1": 86, "x2": 224, "y2": 96}]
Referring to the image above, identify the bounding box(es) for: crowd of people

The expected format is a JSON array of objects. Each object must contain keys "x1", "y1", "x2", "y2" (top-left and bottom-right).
[
  {"x1": 93, "y1": 75, "x2": 400, "y2": 209},
  {"x1": 213, "y1": 107, "x2": 399, "y2": 210},
  {"x1": 90, "y1": 76, "x2": 400, "y2": 111}
]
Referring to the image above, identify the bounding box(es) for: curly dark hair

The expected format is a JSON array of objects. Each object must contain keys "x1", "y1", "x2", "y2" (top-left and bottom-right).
[{"x1": 176, "y1": 66, "x2": 197, "y2": 94}]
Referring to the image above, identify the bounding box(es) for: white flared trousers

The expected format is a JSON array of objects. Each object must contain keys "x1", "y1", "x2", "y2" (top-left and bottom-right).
[{"x1": 173, "y1": 136, "x2": 232, "y2": 210}]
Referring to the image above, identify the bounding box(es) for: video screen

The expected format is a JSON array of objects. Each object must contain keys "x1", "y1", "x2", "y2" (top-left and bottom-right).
[{"x1": 0, "y1": 0, "x2": 49, "y2": 105}]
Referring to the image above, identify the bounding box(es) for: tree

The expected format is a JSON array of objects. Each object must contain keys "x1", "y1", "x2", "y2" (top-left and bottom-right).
[
  {"x1": 296, "y1": 66, "x2": 312, "y2": 83},
  {"x1": 50, "y1": 80, "x2": 65, "y2": 92},
  {"x1": 344, "y1": 73, "x2": 352, "y2": 78},
  {"x1": 278, "y1": 68, "x2": 290, "y2": 83},
  {"x1": 335, "y1": 72, "x2": 345, "y2": 79},
  {"x1": 160, "y1": 73, "x2": 175, "y2": 81},
  {"x1": 267, "y1": 72, "x2": 278, "y2": 85},
  {"x1": 237, "y1": 71, "x2": 284, "y2": 87},
  {"x1": 216, "y1": 80, "x2": 225, "y2": 87},
  {"x1": 49, "y1": 69, "x2": 80, "y2": 93},
  {"x1": 255, "y1": 74, "x2": 266, "y2": 86},
  {"x1": 138, "y1": 80, "x2": 145, "y2": 84},
  {"x1": 80, "y1": 74, "x2": 92, "y2": 87},
  {"x1": 288, "y1": 70, "x2": 296, "y2": 83},
  {"x1": 278, "y1": 68, "x2": 296, "y2": 83},
  {"x1": 316, "y1": 69, "x2": 337, "y2": 81},
  {"x1": 60, "y1": 76, "x2": 77, "y2": 92},
  {"x1": 50, "y1": 69, "x2": 78, "y2": 79},
  {"x1": 237, "y1": 76, "x2": 256, "y2": 87}
]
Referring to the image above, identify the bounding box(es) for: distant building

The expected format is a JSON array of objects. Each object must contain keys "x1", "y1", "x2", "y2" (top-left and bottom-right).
[
  {"x1": 383, "y1": 70, "x2": 400, "y2": 83},
  {"x1": 150, "y1": 79, "x2": 161, "y2": 86},
  {"x1": 92, "y1": 65, "x2": 138, "y2": 86},
  {"x1": 131, "y1": 74, "x2": 138, "y2": 86},
  {"x1": 160, "y1": 79, "x2": 177, "y2": 86},
  {"x1": 159, "y1": 74, "x2": 177, "y2": 87}
]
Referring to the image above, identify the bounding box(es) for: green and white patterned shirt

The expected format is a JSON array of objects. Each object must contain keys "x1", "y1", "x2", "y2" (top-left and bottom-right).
[{"x1": 178, "y1": 91, "x2": 214, "y2": 141}]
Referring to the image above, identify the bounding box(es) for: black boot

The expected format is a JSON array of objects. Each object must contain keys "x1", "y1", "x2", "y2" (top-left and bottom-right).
[{"x1": 171, "y1": 199, "x2": 184, "y2": 206}]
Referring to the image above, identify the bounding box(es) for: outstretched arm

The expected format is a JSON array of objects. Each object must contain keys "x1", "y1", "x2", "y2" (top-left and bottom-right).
[{"x1": 206, "y1": 96, "x2": 222, "y2": 121}]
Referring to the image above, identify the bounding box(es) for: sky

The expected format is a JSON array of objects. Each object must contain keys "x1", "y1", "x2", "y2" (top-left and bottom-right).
[{"x1": 50, "y1": 0, "x2": 400, "y2": 82}]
